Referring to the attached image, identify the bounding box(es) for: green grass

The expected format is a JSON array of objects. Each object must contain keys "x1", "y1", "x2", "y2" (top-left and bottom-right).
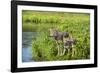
[{"x1": 22, "y1": 10, "x2": 90, "y2": 61}]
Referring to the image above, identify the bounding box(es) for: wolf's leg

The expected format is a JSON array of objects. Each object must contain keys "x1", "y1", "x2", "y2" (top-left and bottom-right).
[
  {"x1": 59, "y1": 42, "x2": 63, "y2": 56},
  {"x1": 72, "y1": 45, "x2": 75, "y2": 57},
  {"x1": 56, "y1": 41, "x2": 60, "y2": 56},
  {"x1": 62, "y1": 48, "x2": 66, "y2": 55}
]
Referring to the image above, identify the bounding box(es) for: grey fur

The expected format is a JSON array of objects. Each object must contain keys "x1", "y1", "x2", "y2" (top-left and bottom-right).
[{"x1": 49, "y1": 28, "x2": 76, "y2": 56}]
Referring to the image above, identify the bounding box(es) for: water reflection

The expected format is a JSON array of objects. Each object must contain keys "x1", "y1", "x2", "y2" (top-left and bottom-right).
[{"x1": 22, "y1": 32, "x2": 37, "y2": 62}]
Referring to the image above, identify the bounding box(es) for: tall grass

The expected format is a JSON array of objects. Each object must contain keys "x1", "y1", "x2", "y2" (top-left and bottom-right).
[{"x1": 22, "y1": 10, "x2": 90, "y2": 61}]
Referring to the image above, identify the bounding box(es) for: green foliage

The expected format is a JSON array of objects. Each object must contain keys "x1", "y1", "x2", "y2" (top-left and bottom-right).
[
  {"x1": 22, "y1": 10, "x2": 90, "y2": 61},
  {"x1": 32, "y1": 32, "x2": 58, "y2": 61}
]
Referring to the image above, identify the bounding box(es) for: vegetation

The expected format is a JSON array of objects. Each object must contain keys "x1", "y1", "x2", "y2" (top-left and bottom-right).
[{"x1": 22, "y1": 10, "x2": 90, "y2": 61}]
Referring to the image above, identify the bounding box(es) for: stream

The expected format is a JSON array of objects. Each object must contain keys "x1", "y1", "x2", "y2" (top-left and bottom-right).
[{"x1": 22, "y1": 32, "x2": 37, "y2": 62}]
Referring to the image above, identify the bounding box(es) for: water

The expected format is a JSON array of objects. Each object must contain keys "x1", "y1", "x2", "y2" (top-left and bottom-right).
[{"x1": 22, "y1": 32, "x2": 37, "y2": 62}]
